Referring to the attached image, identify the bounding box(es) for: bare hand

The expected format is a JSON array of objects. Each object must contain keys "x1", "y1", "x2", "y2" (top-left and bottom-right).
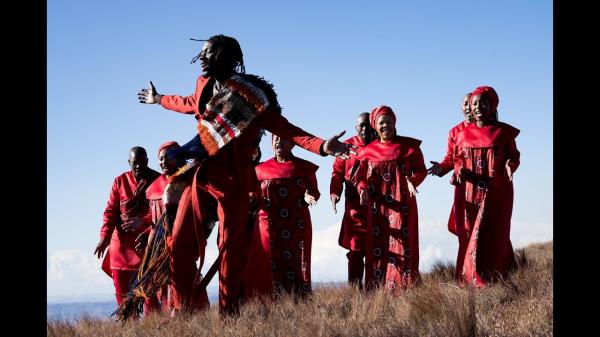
[
  {"x1": 330, "y1": 194, "x2": 340, "y2": 213},
  {"x1": 359, "y1": 189, "x2": 369, "y2": 206},
  {"x1": 122, "y1": 216, "x2": 144, "y2": 233},
  {"x1": 323, "y1": 130, "x2": 358, "y2": 160},
  {"x1": 135, "y1": 231, "x2": 149, "y2": 253},
  {"x1": 304, "y1": 191, "x2": 317, "y2": 206},
  {"x1": 505, "y1": 159, "x2": 513, "y2": 182},
  {"x1": 94, "y1": 236, "x2": 111, "y2": 259},
  {"x1": 406, "y1": 177, "x2": 418, "y2": 198},
  {"x1": 456, "y1": 167, "x2": 463, "y2": 184},
  {"x1": 427, "y1": 161, "x2": 443, "y2": 176},
  {"x1": 138, "y1": 81, "x2": 162, "y2": 104}
]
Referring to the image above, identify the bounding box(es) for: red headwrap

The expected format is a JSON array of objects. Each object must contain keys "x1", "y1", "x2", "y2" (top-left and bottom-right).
[
  {"x1": 369, "y1": 105, "x2": 396, "y2": 129},
  {"x1": 157, "y1": 141, "x2": 180, "y2": 158},
  {"x1": 471, "y1": 86, "x2": 499, "y2": 112}
]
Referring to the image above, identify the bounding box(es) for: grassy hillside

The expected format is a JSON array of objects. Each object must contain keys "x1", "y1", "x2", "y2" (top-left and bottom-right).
[{"x1": 48, "y1": 242, "x2": 552, "y2": 337}]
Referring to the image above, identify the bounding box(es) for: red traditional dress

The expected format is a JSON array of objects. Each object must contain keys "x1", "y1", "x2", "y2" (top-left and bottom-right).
[
  {"x1": 356, "y1": 136, "x2": 427, "y2": 292},
  {"x1": 246, "y1": 157, "x2": 319, "y2": 297},
  {"x1": 100, "y1": 169, "x2": 160, "y2": 307},
  {"x1": 452, "y1": 121, "x2": 520, "y2": 287},
  {"x1": 330, "y1": 135, "x2": 369, "y2": 284},
  {"x1": 160, "y1": 74, "x2": 324, "y2": 313}
]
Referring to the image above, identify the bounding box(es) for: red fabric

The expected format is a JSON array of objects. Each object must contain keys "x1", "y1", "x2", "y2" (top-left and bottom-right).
[
  {"x1": 158, "y1": 141, "x2": 180, "y2": 157},
  {"x1": 111, "y1": 269, "x2": 159, "y2": 313},
  {"x1": 355, "y1": 136, "x2": 427, "y2": 293},
  {"x1": 162, "y1": 75, "x2": 326, "y2": 314},
  {"x1": 245, "y1": 157, "x2": 319, "y2": 297},
  {"x1": 369, "y1": 105, "x2": 396, "y2": 129},
  {"x1": 471, "y1": 86, "x2": 499, "y2": 112},
  {"x1": 451, "y1": 122, "x2": 520, "y2": 287},
  {"x1": 330, "y1": 135, "x2": 370, "y2": 252},
  {"x1": 100, "y1": 171, "x2": 159, "y2": 271},
  {"x1": 347, "y1": 250, "x2": 365, "y2": 287}
]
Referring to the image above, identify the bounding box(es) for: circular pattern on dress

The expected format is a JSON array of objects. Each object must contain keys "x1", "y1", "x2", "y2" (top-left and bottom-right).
[
  {"x1": 278, "y1": 187, "x2": 288, "y2": 197},
  {"x1": 286, "y1": 271, "x2": 296, "y2": 280},
  {"x1": 387, "y1": 281, "x2": 396, "y2": 290},
  {"x1": 371, "y1": 206, "x2": 377, "y2": 214},
  {"x1": 402, "y1": 206, "x2": 409, "y2": 215},
  {"x1": 401, "y1": 164, "x2": 407, "y2": 174},
  {"x1": 374, "y1": 247, "x2": 382, "y2": 257},
  {"x1": 385, "y1": 194, "x2": 394, "y2": 203},
  {"x1": 402, "y1": 228, "x2": 409, "y2": 237},
  {"x1": 264, "y1": 198, "x2": 271, "y2": 207},
  {"x1": 404, "y1": 248, "x2": 411, "y2": 258},
  {"x1": 374, "y1": 268, "x2": 382, "y2": 278},
  {"x1": 298, "y1": 219, "x2": 304, "y2": 228},
  {"x1": 389, "y1": 256, "x2": 396, "y2": 265},
  {"x1": 296, "y1": 178, "x2": 305, "y2": 187},
  {"x1": 298, "y1": 198, "x2": 305, "y2": 207},
  {"x1": 476, "y1": 181, "x2": 487, "y2": 190},
  {"x1": 389, "y1": 236, "x2": 395, "y2": 245},
  {"x1": 302, "y1": 283, "x2": 311, "y2": 291},
  {"x1": 372, "y1": 226, "x2": 380, "y2": 235},
  {"x1": 383, "y1": 172, "x2": 391, "y2": 182},
  {"x1": 281, "y1": 230, "x2": 291, "y2": 239},
  {"x1": 298, "y1": 240, "x2": 305, "y2": 249},
  {"x1": 280, "y1": 208, "x2": 289, "y2": 218},
  {"x1": 476, "y1": 159, "x2": 487, "y2": 169},
  {"x1": 283, "y1": 250, "x2": 292, "y2": 260},
  {"x1": 368, "y1": 184, "x2": 375, "y2": 194},
  {"x1": 388, "y1": 215, "x2": 396, "y2": 224}
]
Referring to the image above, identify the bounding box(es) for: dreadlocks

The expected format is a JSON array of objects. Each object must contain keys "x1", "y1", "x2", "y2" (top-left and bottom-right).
[{"x1": 190, "y1": 34, "x2": 246, "y2": 74}]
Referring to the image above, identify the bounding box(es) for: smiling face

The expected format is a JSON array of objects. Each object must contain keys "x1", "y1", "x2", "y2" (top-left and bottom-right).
[
  {"x1": 470, "y1": 94, "x2": 493, "y2": 124},
  {"x1": 272, "y1": 135, "x2": 294, "y2": 159},
  {"x1": 128, "y1": 150, "x2": 149, "y2": 180},
  {"x1": 375, "y1": 114, "x2": 396, "y2": 141},
  {"x1": 462, "y1": 93, "x2": 473, "y2": 122},
  {"x1": 158, "y1": 148, "x2": 179, "y2": 176},
  {"x1": 355, "y1": 113, "x2": 373, "y2": 143}
]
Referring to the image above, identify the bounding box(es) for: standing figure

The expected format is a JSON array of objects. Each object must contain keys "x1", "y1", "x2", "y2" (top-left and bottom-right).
[
  {"x1": 330, "y1": 112, "x2": 374, "y2": 289},
  {"x1": 356, "y1": 106, "x2": 427, "y2": 293},
  {"x1": 453, "y1": 86, "x2": 520, "y2": 287}
]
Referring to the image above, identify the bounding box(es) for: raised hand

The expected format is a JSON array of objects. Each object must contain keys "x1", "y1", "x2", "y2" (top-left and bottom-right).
[
  {"x1": 323, "y1": 130, "x2": 358, "y2": 160},
  {"x1": 427, "y1": 161, "x2": 443, "y2": 176},
  {"x1": 137, "y1": 81, "x2": 162, "y2": 104}
]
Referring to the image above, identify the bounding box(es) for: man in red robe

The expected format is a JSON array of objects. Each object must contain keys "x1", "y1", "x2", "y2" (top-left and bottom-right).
[
  {"x1": 330, "y1": 112, "x2": 374, "y2": 289},
  {"x1": 427, "y1": 93, "x2": 473, "y2": 279},
  {"x1": 137, "y1": 35, "x2": 354, "y2": 315},
  {"x1": 356, "y1": 106, "x2": 427, "y2": 293},
  {"x1": 94, "y1": 147, "x2": 161, "y2": 311},
  {"x1": 452, "y1": 86, "x2": 520, "y2": 288}
]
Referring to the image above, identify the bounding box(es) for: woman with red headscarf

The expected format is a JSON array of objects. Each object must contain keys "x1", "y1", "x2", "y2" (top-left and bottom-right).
[
  {"x1": 245, "y1": 134, "x2": 320, "y2": 299},
  {"x1": 355, "y1": 106, "x2": 427, "y2": 293},
  {"x1": 452, "y1": 86, "x2": 520, "y2": 288}
]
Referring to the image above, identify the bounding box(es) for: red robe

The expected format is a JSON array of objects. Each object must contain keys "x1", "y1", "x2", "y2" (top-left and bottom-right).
[
  {"x1": 246, "y1": 157, "x2": 319, "y2": 297},
  {"x1": 160, "y1": 75, "x2": 324, "y2": 313},
  {"x1": 330, "y1": 135, "x2": 369, "y2": 252},
  {"x1": 100, "y1": 170, "x2": 159, "y2": 275},
  {"x1": 439, "y1": 121, "x2": 469, "y2": 236},
  {"x1": 452, "y1": 122, "x2": 520, "y2": 287},
  {"x1": 356, "y1": 136, "x2": 427, "y2": 292}
]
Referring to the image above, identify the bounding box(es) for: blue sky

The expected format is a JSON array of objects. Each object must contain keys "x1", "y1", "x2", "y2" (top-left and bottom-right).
[{"x1": 48, "y1": 0, "x2": 552, "y2": 303}]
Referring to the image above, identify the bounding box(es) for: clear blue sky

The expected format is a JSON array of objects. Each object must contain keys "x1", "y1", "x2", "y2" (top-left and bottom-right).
[{"x1": 48, "y1": 0, "x2": 552, "y2": 302}]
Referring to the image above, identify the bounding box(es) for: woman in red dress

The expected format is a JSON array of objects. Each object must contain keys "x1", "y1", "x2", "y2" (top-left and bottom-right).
[
  {"x1": 356, "y1": 105, "x2": 427, "y2": 293},
  {"x1": 246, "y1": 134, "x2": 320, "y2": 298},
  {"x1": 453, "y1": 86, "x2": 520, "y2": 287}
]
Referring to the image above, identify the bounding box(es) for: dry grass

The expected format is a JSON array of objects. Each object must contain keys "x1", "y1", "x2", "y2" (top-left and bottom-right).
[{"x1": 48, "y1": 241, "x2": 552, "y2": 337}]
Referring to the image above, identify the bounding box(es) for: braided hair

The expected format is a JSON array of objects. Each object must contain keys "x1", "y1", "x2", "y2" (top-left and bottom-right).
[{"x1": 190, "y1": 35, "x2": 246, "y2": 74}]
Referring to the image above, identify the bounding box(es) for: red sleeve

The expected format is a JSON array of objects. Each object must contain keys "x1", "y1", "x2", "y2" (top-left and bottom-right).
[
  {"x1": 504, "y1": 138, "x2": 520, "y2": 173},
  {"x1": 307, "y1": 171, "x2": 321, "y2": 201},
  {"x1": 101, "y1": 178, "x2": 120, "y2": 240},
  {"x1": 438, "y1": 132, "x2": 456, "y2": 176},
  {"x1": 159, "y1": 78, "x2": 201, "y2": 115},
  {"x1": 407, "y1": 147, "x2": 427, "y2": 188},
  {"x1": 258, "y1": 110, "x2": 325, "y2": 155},
  {"x1": 356, "y1": 160, "x2": 369, "y2": 192},
  {"x1": 330, "y1": 157, "x2": 345, "y2": 197}
]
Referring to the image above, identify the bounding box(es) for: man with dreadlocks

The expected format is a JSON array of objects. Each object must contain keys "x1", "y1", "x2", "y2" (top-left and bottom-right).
[
  {"x1": 94, "y1": 146, "x2": 161, "y2": 314},
  {"x1": 137, "y1": 34, "x2": 355, "y2": 315}
]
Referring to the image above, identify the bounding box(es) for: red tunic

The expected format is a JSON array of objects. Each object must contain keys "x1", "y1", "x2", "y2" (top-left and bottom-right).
[
  {"x1": 330, "y1": 135, "x2": 369, "y2": 251},
  {"x1": 356, "y1": 136, "x2": 427, "y2": 292},
  {"x1": 246, "y1": 157, "x2": 320, "y2": 296},
  {"x1": 100, "y1": 170, "x2": 159, "y2": 273},
  {"x1": 439, "y1": 121, "x2": 469, "y2": 236},
  {"x1": 160, "y1": 75, "x2": 325, "y2": 313},
  {"x1": 452, "y1": 122, "x2": 520, "y2": 287}
]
